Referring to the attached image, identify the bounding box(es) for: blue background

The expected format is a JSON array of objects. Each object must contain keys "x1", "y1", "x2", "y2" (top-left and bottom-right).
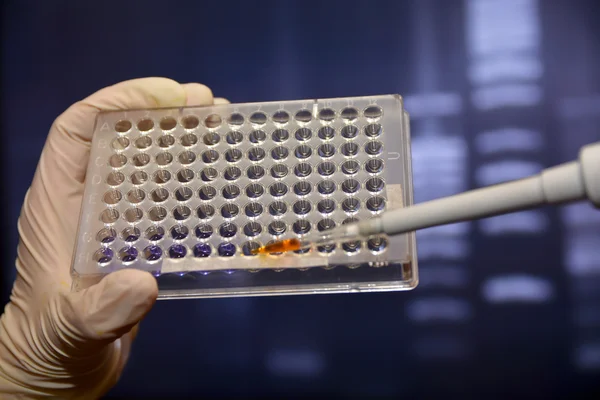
[{"x1": 2, "y1": 0, "x2": 600, "y2": 398}]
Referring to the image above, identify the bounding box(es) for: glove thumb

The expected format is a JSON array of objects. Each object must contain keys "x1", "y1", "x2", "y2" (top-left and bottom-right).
[{"x1": 47, "y1": 269, "x2": 158, "y2": 360}]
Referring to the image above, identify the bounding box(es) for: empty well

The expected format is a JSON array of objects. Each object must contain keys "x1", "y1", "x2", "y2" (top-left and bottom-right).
[{"x1": 72, "y1": 95, "x2": 417, "y2": 299}]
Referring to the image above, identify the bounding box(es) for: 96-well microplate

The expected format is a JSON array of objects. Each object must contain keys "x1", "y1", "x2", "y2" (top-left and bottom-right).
[{"x1": 72, "y1": 95, "x2": 417, "y2": 299}]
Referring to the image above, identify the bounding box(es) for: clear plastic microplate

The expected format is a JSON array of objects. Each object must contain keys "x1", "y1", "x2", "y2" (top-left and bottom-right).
[{"x1": 71, "y1": 95, "x2": 418, "y2": 299}]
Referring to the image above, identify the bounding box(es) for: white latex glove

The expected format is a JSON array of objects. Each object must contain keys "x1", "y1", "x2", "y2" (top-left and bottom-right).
[{"x1": 0, "y1": 78, "x2": 226, "y2": 399}]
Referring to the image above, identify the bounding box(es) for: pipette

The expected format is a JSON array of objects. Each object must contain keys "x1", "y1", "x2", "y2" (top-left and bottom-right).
[{"x1": 253, "y1": 141, "x2": 600, "y2": 255}]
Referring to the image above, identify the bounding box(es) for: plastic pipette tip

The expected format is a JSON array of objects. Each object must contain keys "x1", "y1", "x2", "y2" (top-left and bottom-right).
[{"x1": 251, "y1": 238, "x2": 302, "y2": 255}]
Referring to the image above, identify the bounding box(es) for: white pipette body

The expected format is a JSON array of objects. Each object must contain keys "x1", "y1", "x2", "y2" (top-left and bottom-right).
[{"x1": 346, "y1": 140, "x2": 600, "y2": 239}]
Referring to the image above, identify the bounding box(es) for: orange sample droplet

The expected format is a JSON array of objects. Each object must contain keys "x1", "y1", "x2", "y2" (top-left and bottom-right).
[{"x1": 252, "y1": 238, "x2": 302, "y2": 255}]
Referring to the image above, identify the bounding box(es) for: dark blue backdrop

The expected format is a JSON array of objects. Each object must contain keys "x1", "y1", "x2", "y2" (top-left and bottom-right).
[{"x1": 2, "y1": 0, "x2": 600, "y2": 398}]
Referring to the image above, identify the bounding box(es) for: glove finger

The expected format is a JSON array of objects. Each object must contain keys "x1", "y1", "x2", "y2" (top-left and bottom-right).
[
  {"x1": 58, "y1": 78, "x2": 193, "y2": 143},
  {"x1": 50, "y1": 78, "x2": 214, "y2": 182},
  {"x1": 181, "y1": 82, "x2": 214, "y2": 106},
  {"x1": 214, "y1": 97, "x2": 230, "y2": 104},
  {"x1": 49, "y1": 269, "x2": 158, "y2": 356},
  {"x1": 18, "y1": 79, "x2": 216, "y2": 286},
  {"x1": 13, "y1": 270, "x2": 158, "y2": 397}
]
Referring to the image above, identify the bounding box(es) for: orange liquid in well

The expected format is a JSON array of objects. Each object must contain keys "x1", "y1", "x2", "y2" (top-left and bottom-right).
[{"x1": 252, "y1": 238, "x2": 302, "y2": 255}]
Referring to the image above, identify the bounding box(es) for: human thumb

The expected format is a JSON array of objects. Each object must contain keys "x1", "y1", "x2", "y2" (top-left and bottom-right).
[{"x1": 45, "y1": 269, "x2": 158, "y2": 361}]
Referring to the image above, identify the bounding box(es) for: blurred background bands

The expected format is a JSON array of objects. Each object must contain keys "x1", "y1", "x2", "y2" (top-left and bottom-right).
[{"x1": 1, "y1": 0, "x2": 599, "y2": 397}]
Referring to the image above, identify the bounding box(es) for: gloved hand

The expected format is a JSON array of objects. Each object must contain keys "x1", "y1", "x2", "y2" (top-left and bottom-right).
[{"x1": 0, "y1": 78, "x2": 226, "y2": 399}]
